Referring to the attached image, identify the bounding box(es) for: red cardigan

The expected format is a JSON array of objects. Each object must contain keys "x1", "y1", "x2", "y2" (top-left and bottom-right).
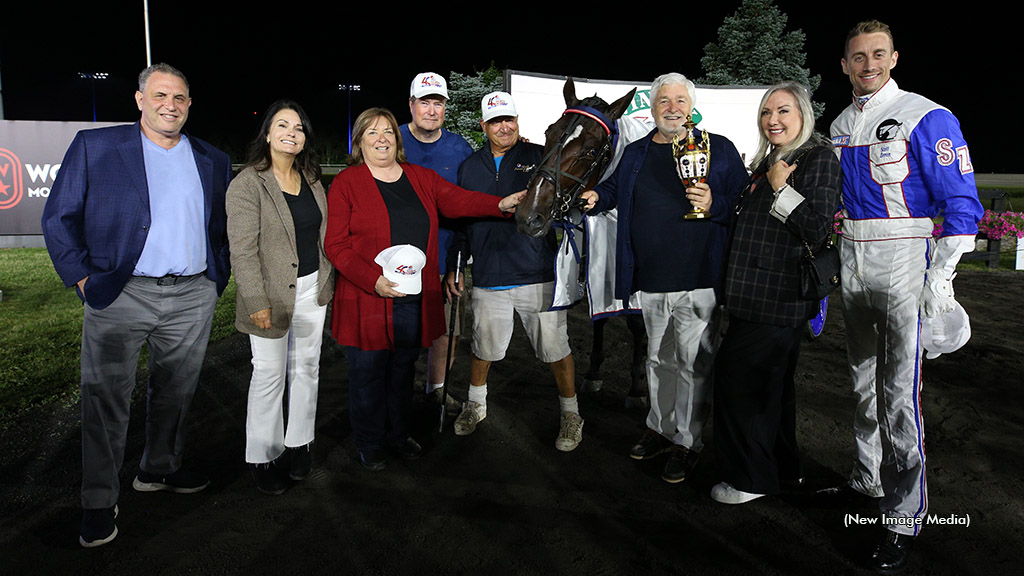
[{"x1": 325, "y1": 163, "x2": 506, "y2": 350}]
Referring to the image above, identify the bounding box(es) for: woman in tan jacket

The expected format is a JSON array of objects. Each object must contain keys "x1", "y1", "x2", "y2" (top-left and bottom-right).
[{"x1": 227, "y1": 100, "x2": 334, "y2": 495}]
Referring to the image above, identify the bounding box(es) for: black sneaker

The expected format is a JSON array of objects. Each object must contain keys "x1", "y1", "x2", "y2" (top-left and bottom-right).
[
  {"x1": 389, "y1": 437, "x2": 423, "y2": 460},
  {"x1": 629, "y1": 428, "x2": 672, "y2": 460},
  {"x1": 359, "y1": 450, "x2": 387, "y2": 471},
  {"x1": 288, "y1": 444, "x2": 312, "y2": 481},
  {"x1": 80, "y1": 505, "x2": 118, "y2": 548},
  {"x1": 661, "y1": 445, "x2": 700, "y2": 483},
  {"x1": 870, "y1": 530, "x2": 914, "y2": 573},
  {"x1": 250, "y1": 463, "x2": 288, "y2": 495},
  {"x1": 133, "y1": 467, "x2": 209, "y2": 493}
]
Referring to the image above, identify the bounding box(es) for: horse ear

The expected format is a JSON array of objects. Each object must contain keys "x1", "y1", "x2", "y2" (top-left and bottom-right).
[
  {"x1": 606, "y1": 88, "x2": 637, "y2": 121},
  {"x1": 563, "y1": 77, "x2": 579, "y2": 108}
]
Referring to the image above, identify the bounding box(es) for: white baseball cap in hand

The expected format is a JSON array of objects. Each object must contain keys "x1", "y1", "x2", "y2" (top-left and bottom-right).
[
  {"x1": 375, "y1": 245, "x2": 427, "y2": 295},
  {"x1": 921, "y1": 300, "x2": 971, "y2": 359}
]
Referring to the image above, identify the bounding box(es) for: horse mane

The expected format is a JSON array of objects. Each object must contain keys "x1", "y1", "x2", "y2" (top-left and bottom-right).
[{"x1": 577, "y1": 95, "x2": 609, "y2": 110}]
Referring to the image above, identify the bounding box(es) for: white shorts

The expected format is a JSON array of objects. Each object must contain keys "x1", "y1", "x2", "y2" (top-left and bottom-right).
[{"x1": 470, "y1": 282, "x2": 571, "y2": 363}]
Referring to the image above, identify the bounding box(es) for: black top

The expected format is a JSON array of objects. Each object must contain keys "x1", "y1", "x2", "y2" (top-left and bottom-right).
[
  {"x1": 376, "y1": 173, "x2": 430, "y2": 303},
  {"x1": 283, "y1": 176, "x2": 322, "y2": 277},
  {"x1": 631, "y1": 141, "x2": 713, "y2": 293}
]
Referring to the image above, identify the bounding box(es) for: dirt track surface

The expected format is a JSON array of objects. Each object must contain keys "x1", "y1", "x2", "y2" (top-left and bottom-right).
[{"x1": 2, "y1": 270, "x2": 1022, "y2": 575}]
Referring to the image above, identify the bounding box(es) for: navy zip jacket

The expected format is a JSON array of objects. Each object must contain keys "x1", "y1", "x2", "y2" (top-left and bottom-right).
[{"x1": 451, "y1": 141, "x2": 555, "y2": 288}]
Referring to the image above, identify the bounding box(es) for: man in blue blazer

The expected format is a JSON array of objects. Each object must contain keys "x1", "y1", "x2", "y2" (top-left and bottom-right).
[{"x1": 41, "y1": 63, "x2": 232, "y2": 548}]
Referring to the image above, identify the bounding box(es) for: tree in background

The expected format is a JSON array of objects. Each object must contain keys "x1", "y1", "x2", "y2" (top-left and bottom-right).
[
  {"x1": 446, "y1": 64, "x2": 504, "y2": 150},
  {"x1": 699, "y1": 0, "x2": 823, "y2": 118}
]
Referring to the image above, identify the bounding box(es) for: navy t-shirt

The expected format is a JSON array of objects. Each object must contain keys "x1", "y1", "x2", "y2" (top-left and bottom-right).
[
  {"x1": 399, "y1": 125, "x2": 473, "y2": 268},
  {"x1": 631, "y1": 142, "x2": 714, "y2": 292}
]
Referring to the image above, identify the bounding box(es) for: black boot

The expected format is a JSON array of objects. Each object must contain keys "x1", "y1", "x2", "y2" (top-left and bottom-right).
[{"x1": 250, "y1": 463, "x2": 288, "y2": 495}]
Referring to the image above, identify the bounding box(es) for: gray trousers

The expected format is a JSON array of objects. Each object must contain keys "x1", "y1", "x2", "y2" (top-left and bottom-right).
[
  {"x1": 638, "y1": 288, "x2": 719, "y2": 451},
  {"x1": 80, "y1": 275, "x2": 217, "y2": 509}
]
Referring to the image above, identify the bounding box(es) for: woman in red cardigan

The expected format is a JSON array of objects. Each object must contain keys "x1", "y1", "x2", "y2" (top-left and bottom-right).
[{"x1": 325, "y1": 108, "x2": 524, "y2": 470}]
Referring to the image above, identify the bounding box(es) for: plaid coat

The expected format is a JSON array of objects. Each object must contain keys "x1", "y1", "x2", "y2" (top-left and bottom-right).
[{"x1": 722, "y1": 142, "x2": 841, "y2": 327}]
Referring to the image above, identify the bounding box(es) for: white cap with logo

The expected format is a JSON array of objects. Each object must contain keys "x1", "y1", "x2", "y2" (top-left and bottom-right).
[
  {"x1": 481, "y1": 91, "x2": 517, "y2": 122},
  {"x1": 921, "y1": 300, "x2": 972, "y2": 359},
  {"x1": 410, "y1": 72, "x2": 449, "y2": 100},
  {"x1": 375, "y1": 245, "x2": 427, "y2": 295}
]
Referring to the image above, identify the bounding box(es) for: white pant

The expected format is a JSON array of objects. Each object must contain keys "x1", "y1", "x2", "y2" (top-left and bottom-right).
[
  {"x1": 841, "y1": 238, "x2": 929, "y2": 536},
  {"x1": 246, "y1": 272, "x2": 327, "y2": 464},
  {"x1": 639, "y1": 289, "x2": 718, "y2": 451}
]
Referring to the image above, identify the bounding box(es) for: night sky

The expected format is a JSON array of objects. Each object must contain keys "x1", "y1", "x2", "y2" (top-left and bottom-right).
[{"x1": 1, "y1": 1, "x2": 1015, "y2": 171}]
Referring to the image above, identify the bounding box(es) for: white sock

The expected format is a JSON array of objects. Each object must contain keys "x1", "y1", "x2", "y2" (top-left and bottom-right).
[
  {"x1": 427, "y1": 381, "x2": 444, "y2": 394},
  {"x1": 559, "y1": 394, "x2": 579, "y2": 415},
  {"x1": 468, "y1": 383, "x2": 487, "y2": 407}
]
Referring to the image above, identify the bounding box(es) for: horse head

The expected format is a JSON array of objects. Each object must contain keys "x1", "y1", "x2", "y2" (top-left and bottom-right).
[{"x1": 516, "y1": 78, "x2": 635, "y2": 238}]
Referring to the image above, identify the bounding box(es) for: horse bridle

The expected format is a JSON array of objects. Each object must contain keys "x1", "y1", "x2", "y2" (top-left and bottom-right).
[{"x1": 534, "y1": 105, "x2": 620, "y2": 223}]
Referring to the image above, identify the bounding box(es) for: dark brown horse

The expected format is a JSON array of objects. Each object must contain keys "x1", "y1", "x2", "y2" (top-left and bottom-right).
[
  {"x1": 516, "y1": 78, "x2": 648, "y2": 407},
  {"x1": 516, "y1": 78, "x2": 634, "y2": 238}
]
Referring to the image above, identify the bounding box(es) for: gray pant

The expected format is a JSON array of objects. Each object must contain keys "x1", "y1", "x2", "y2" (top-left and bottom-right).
[
  {"x1": 80, "y1": 275, "x2": 217, "y2": 509},
  {"x1": 638, "y1": 288, "x2": 719, "y2": 451}
]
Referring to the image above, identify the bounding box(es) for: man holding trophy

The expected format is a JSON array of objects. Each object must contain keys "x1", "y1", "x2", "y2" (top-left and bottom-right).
[{"x1": 580, "y1": 73, "x2": 746, "y2": 483}]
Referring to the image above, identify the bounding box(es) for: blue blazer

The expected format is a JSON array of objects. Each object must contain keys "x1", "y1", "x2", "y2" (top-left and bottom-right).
[{"x1": 41, "y1": 122, "x2": 232, "y2": 310}]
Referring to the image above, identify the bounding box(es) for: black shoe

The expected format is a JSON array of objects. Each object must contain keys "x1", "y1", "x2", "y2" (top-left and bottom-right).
[
  {"x1": 870, "y1": 530, "x2": 914, "y2": 573},
  {"x1": 629, "y1": 428, "x2": 672, "y2": 460},
  {"x1": 389, "y1": 437, "x2": 423, "y2": 460},
  {"x1": 780, "y1": 477, "x2": 806, "y2": 491},
  {"x1": 133, "y1": 467, "x2": 209, "y2": 494},
  {"x1": 288, "y1": 444, "x2": 312, "y2": 481},
  {"x1": 814, "y1": 483, "x2": 881, "y2": 507},
  {"x1": 359, "y1": 450, "x2": 387, "y2": 471},
  {"x1": 662, "y1": 445, "x2": 700, "y2": 484},
  {"x1": 80, "y1": 505, "x2": 118, "y2": 548},
  {"x1": 250, "y1": 463, "x2": 288, "y2": 495}
]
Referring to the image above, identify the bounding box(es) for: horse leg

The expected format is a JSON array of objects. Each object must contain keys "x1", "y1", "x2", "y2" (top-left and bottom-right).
[
  {"x1": 624, "y1": 313, "x2": 649, "y2": 409},
  {"x1": 581, "y1": 317, "x2": 607, "y2": 392}
]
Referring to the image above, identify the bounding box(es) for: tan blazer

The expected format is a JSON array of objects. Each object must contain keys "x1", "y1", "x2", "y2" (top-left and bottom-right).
[{"x1": 226, "y1": 165, "x2": 334, "y2": 338}]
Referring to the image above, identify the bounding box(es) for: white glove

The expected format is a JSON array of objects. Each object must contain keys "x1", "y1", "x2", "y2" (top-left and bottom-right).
[
  {"x1": 921, "y1": 272, "x2": 956, "y2": 318},
  {"x1": 920, "y1": 235, "x2": 974, "y2": 318}
]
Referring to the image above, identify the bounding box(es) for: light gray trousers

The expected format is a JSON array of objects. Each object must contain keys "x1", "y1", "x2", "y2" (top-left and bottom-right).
[{"x1": 80, "y1": 275, "x2": 217, "y2": 509}]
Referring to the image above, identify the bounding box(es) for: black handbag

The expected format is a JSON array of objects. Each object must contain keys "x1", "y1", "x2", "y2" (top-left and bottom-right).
[
  {"x1": 785, "y1": 147, "x2": 840, "y2": 300},
  {"x1": 800, "y1": 238, "x2": 840, "y2": 300}
]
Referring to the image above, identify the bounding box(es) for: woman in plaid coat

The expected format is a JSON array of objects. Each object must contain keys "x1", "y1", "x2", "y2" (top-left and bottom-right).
[{"x1": 710, "y1": 82, "x2": 842, "y2": 505}]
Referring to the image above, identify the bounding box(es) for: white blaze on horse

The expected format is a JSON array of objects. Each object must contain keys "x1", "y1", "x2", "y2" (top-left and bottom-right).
[{"x1": 516, "y1": 78, "x2": 652, "y2": 406}]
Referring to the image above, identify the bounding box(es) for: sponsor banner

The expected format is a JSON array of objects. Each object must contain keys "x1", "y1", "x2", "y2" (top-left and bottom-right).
[
  {"x1": 506, "y1": 71, "x2": 767, "y2": 166},
  {"x1": 0, "y1": 120, "x2": 125, "y2": 235}
]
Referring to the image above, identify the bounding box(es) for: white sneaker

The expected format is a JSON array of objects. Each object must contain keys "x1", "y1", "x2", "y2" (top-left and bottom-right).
[
  {"x1": 454, "y1": 401, "x2": 486, "y2": 436},
  {"x1": 555, "y1": 412, "x2": 584, "y2": 452},
  {"x1": 711, "y1": 482, "x2": 765, "y2": 504}
]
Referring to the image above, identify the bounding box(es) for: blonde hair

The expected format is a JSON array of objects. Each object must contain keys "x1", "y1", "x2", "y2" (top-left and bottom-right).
[{"x1": 749, "y1": 82, "x2": 817, "y2": 171}]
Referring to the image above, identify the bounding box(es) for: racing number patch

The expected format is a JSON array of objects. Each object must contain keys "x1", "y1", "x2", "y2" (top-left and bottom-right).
[{"x1": 935, "y1": 138, "x2": 974, "y2": 175}]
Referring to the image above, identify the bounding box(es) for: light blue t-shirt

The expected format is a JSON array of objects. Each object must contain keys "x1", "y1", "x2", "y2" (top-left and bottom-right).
[{"x1": 134, "y1": 133, "x2": 207, "y2": 277}]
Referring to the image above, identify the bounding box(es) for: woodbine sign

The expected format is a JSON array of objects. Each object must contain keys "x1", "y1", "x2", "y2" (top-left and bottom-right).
[{"x1": 0, "y1": 120, "x2": 122, "y2": 235}]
